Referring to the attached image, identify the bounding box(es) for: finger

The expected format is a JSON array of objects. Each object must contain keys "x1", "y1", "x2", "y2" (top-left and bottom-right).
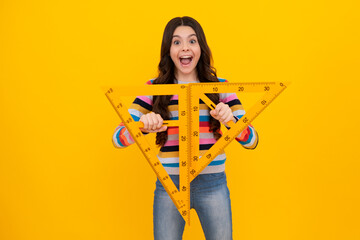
[
  {"x1": 227, "y1": 115, "x2": 234, "y2": 123},
  {"x1": 218, "y1": 108, "x2": 226, "y2": 121},
  {"x1": 147, "y1": 113, "x2": 154, "y2": 131},
  {"x1": 210, "y1": 110, "x2": 220, "y2": 121},
  {"x1": 140, "y1": 115, "x2": 149, "y2": 131},
  {"x1": 158, "y1": 125, "x2": 167, "y2": 132},
  {"x1": 223, "y1": 109, "x2": 233, "y2": 123},
  {"x1": 214, "y1": 102, "x2": 223, "y2": 115},
  {"x1": 150, "y1": 113, "x2": 159, "y2": 130},
  {"x1": 210, "y1": 109, "x2": 217, "y2": 117},
  {"x1": 155, "y1": 114, "x2": 163, "y2": 129},
  {"x1": 218, "y1": 105, "x2": 230, "y2": 122}
]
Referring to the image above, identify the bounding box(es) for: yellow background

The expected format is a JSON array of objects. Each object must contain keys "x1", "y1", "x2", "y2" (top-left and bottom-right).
[{"x1": 1, "y1": 0, "x2": 359, "y2": 239}]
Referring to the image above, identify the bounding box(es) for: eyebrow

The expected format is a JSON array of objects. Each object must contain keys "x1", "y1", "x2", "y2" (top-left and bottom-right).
[{"x1": 172, "y1": 34, "x2": 197, "y2": 39}]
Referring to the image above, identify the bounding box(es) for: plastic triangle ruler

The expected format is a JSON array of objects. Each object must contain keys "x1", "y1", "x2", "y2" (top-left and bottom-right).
[{"x1": 105, "y1": 81, "x2": 289, "y2": 225}]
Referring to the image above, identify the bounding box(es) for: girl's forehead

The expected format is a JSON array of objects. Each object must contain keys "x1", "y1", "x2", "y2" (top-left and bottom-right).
[{"x1": 172, "y1": 26, "x2": 197, "y2": 38}]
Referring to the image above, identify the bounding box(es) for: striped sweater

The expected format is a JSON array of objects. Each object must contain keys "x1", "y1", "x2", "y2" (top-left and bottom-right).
[{"x1": 112, "y1": 78, "x2": 259, "y2": 175}]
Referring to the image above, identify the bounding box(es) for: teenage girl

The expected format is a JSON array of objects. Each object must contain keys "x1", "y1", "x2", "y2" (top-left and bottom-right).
[{"x1": 112, "y1": 16, "x2": 259, "y2": 240}]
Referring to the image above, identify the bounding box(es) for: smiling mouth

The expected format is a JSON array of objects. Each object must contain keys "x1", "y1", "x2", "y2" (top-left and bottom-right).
[{"x1": 179, "y1": 56, "x2": 193, "y2": 66}]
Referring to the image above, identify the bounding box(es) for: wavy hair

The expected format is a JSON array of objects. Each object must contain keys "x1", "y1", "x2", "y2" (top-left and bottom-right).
[{"x1": 152, "y1": 16, "x2": 221, "y2": 146}]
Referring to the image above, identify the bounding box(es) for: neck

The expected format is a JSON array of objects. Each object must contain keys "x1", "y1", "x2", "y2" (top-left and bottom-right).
[{"x1": 174, "y1": 70, "x2": 198, "y2": 82}]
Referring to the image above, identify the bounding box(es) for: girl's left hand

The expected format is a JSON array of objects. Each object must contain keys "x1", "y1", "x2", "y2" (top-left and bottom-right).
[{"x1": 209, "y1": 102, "x2": 236, "y2": 127}]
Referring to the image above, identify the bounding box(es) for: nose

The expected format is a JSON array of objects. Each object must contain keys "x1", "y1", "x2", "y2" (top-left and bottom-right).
[{"x1": 182, "y1": 42, "x2": 189, "y2": 51}]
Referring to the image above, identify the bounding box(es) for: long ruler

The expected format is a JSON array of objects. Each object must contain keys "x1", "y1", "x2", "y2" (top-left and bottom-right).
[
  {"x1": 178, "y1": 85, "x2": 191, "y2": 224},
  {"x1": 104, "y1": 81, "x2": 289, "y2": 225}
]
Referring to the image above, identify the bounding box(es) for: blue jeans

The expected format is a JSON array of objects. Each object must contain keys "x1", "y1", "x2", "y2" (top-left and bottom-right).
[{"x1": 153, "y1": 172, "x2": 233, "y2": 240}]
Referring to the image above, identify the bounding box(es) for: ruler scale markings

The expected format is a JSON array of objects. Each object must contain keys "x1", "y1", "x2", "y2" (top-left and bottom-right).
[
  {"x1": 105, "y1": 88, "x2": 186, "y2": 216},
  {"x1": 104, "y1": 84, "x2": 182, "y2": 96},
  {"x1": 178, "y1": 85, "x2": 191, "y2": 224},
  {"x1": 185, "y1": 86, "x2": 192, "y2": 225},
  {"x1": 189, "y1": 82, "x2": 288, "y2": 181},
  {"x1": 136, "y1": 120, "x2": 179, "y2": 128},
  {"x1": 189, "y1": 89, "x2": 200, "y2": 175},
  {"x1": 191, "y1": 82, "x2": 279, "y2": 94},
  {"x1": 104, "y1": 81, "x2": 289, "y2": 225}
]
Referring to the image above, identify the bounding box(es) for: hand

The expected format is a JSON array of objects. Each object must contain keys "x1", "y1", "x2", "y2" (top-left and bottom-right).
[
  {"x1": 139, "y1": 112, "x2": 167, "y2": 133},
  {"x1": 209, "y1": 102, "x2": 236, "y2": 127}
]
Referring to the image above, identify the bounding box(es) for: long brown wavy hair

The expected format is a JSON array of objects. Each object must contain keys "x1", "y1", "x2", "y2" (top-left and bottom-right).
[{"x1": 153, "y1": 16, "x2": 221, "y2": 146}]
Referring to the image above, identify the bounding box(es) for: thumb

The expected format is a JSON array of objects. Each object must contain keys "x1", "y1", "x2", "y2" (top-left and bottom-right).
[{"x1": 159, "y1": 125, "x2": 168, "y2": 132}]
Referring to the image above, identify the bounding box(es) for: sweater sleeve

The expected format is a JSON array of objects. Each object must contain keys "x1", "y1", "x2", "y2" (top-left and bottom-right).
[
  {"x1": 220, "y1": 80, "x2": 259, "y2": 150},
  {"x1": 112, "y1": 80, "x2": 153, "y2": 148}
]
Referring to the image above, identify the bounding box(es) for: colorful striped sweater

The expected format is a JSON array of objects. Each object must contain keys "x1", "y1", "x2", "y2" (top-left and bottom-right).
[{"x1": 112, "y1": 78, "x2": 259, "y2": 175}]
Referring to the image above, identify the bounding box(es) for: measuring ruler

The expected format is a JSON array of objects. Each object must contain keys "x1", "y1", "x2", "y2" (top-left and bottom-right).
[
  {"x1": 104, "y1": 81, "x2": 289, "y2": 225},
  {"x1": 188, "y1": 82, "x2": 288, "y2": 180}
]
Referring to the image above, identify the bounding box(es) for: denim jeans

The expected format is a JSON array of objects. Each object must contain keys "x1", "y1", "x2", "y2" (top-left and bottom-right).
[{"x1": 153, "y1": 172, "x2": 232, "y2": 240}]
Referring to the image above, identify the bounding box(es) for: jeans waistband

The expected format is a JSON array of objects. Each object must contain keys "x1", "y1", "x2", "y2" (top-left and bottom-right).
[{"x1": 155, "y1": 171, "x2": 227, "y2": 192}]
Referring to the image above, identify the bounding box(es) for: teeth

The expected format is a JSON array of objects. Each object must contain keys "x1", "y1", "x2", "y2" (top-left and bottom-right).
[{"x1": 180, "y1": 56, "x2": 192, "y2": 59}]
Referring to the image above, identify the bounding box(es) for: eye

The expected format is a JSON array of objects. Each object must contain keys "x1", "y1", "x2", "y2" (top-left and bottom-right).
[
  {"x1": 173, "y1": 40, "x2": 180, "y2": 45},
  {"x1": 190, "y1": 39, "x2": 197, "y2": 44}
]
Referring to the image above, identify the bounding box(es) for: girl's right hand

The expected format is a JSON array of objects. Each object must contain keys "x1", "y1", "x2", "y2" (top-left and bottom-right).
[{"x1": 139, "y1": 112, "x2": 167, "y2": 133}]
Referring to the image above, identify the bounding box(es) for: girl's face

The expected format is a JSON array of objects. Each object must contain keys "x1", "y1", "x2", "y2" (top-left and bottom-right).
[{"x1": 170, "y1": 26, "x2": 201, "y2": 80}]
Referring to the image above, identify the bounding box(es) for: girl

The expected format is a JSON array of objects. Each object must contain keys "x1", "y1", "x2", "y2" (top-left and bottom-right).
[{"x1": 112, "y1": 16, "x2": 258, "y2": 240}]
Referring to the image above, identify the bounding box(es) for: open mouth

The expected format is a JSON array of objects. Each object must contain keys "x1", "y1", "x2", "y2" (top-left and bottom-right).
[{"x1": 179, "y1": 56, "x2": 193, "y2": 66}]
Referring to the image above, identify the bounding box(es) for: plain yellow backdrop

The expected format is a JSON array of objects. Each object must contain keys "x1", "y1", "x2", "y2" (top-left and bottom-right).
[{"x1": 1, "y1": 0, "x2": 359, "y2": 239}]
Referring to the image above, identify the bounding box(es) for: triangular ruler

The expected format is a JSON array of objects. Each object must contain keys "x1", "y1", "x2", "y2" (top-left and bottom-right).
[{"x1": 104, "y1": 81, "x2": 289, "y2": 225}]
